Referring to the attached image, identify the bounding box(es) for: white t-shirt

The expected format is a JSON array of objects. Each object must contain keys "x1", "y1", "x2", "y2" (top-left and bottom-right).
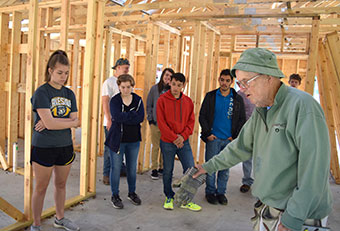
[{"x1": 102, "y1": 76, "x2": 120, "y2": 126}]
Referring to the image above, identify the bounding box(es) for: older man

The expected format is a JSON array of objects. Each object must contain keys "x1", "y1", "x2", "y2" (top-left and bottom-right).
[{"x1": 194, "y1": 48, "x2": 332, "y2": 231}]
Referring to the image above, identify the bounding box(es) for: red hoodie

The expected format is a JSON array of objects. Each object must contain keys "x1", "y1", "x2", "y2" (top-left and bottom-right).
[{"x1": 156, "y1": 90, "x2": 195, "y2": 143}]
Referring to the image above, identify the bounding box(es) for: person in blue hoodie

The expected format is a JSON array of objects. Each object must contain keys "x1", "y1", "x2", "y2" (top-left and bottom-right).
[{"x1": 105, "y1": 74, "x2": 144, "y2": 209}]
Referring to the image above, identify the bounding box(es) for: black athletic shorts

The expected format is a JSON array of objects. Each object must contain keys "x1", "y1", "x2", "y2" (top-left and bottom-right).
[{"x1": 31, "y1": 145, "x2": 75, "y2": 167}]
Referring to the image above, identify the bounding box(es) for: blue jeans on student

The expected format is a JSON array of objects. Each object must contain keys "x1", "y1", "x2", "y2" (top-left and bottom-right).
[
  {"x1": 103, "y1": 126, "x2": 110, "y2": 177},
  {"x1": 160, "y1": 140, "x2": 195, "y2": 199},
  {"x1": 205, "y1": 138, "x2": 230, "y2": 195},
  {"x1": 242, "y1": 158, "x2": 254, "y2": 186},
  {"x1": 109, "y1": 142, "x2": 140, "y2": 196}
]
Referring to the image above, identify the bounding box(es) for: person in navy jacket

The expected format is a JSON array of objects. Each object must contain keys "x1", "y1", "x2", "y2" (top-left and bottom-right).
[{"x1": 105, "y1": 74, "x2": 144, "y2": 209}]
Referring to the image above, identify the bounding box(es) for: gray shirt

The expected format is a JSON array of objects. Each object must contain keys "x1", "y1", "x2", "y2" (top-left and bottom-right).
[{"x1": 31, "y1": 83, "x2": 77, "y2": 147}]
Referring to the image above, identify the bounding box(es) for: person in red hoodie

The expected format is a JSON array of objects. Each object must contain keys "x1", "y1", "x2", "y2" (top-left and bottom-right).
[{"x1": 156, "y1": 72, "x2": 202, "y2": 212}]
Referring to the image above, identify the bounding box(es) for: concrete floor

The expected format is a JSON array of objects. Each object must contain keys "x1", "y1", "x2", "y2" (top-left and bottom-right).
[{"x1": 0, "y1": 139, "x2": 339, "y2": 231}]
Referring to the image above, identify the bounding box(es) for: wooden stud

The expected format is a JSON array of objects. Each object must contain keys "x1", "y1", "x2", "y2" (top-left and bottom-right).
[
  {"x1": 162, "y1": 30, "x2": 170, "y2": 69},
  {"x1": 317, "y1": 40, "x2": 340, "y2": 184},
  {"x1": 211, "y1": 34, "x2": 220, "y2": 90},
  {"x1": 325, "y1": 32, "x2": 340, "y2": 83},
  {"x1": 192, "y1": 24, "x2": 206, "y2": 162},
  {"x1": 71, "y1": 33, "x2": 80, "y2": 146},
  {"x1": 143, "y1": 24, "x2": 160, "y2": 171},
  {"x1": 34, "y1": 8, "x2": 46, "y2": 92},
  {"x1": 0, "y1": 13, "x2": 9, "y2": 154},
  {"x1": 24, "y1": 0, "x2": 39, "y2": 219},
  {"x1": 19, "y1": 33, "x2": 28, "y2": 139},
  {"x1": 324, "y1": 33, "x2": 340, "y2": 154},
  {"x1": 113, "y1": 33, "x2": 122, "y2": 62},
  {"x1": 89, "y1": 0, "x2": 105, "y2": 193},
  {"x1": 60, "y1": 0, "x2": 70, "y2": 51},
  {"x1": 304, "y1": 16, "x2": 320, "y2": 95},
  {"x1": 126, "y1": 36, "x2": 136, "y2": 75},
  {"x1": 138, "y1": 23, "x2": 159, "y2": 172},
  {"x1": 80, "y1": 0, "x2": 97, "y2": 197},
  {"x1": 7, "y1": 11, "x2": 22, "y2": 169},
  {"x1": 98, "y1": 29, "x2": 112, "y2": 157}
]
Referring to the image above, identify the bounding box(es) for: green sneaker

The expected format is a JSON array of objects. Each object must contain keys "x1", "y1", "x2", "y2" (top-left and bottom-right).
[
  {"x1": 163, "y1": 197, "x2": 174, "y2": 210},
  {"x1": 180, "y1": 202, "x2": 202, "y2": 212}
]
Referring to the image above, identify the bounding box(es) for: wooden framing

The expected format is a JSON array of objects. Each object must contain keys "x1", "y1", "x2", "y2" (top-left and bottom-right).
[
  {"x1": 0, "y1": 1, "x2": 339, "y2": 230},
  {"x1": 6, "y1": 10, "x2": 22, "y2": 169},
  {"x1": 317, "y1": 38, "x2": 340, "y2": 184},
  {"x1": 304, "y1": 16, "x2": 320, "y2": 94},
  {"x1": 0, "y1": 13, "x2": 9, "y2": 156}
]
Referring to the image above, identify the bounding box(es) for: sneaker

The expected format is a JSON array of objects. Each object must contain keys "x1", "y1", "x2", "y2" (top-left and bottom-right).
[
  {"x1": 103, "y1": 175, "x2": 109, "y2": 185},
  {"x1": 111, "y1": 195, "x2": 124, "y2": 209},
  {"x1": 151, "y1": 169, "x2": 159, "y2": 180},
  {"x1": 127, "y1": 192, "x2": 142, "y2": 205},
  {"x1": 205, "y1": 194, "x2": 218, "y2": 205},
  {"x1": 30, "y1": 225, "x2": 41, "y2": 231},
  {"x1": 240, "y1": 184, "x2": 251, "y2": 193},
  {"x1": 54, "y1": 217, "x2": 80, "y2": 231},
  {"x1": 158, "y1": 168, "x2": 163, "y2": 175},
  {"x1": 216, "y1": 194, "x2": 228, "y2": 205},
  {"x1": 163, "y1": 197, "x2": 174, "y2": 210},
  {"x1": 180, "y1": 202, "x2": 202, "y2": 212}
]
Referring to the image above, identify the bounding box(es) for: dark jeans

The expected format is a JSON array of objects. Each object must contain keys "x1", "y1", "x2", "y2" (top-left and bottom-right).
[
  {"x1": 160, "y1": 140, "x2": 195, "y2": 199},
  {"x1": 205, "y1": 138, "x2": 230, "y2": 195},
  {"x1": 109, "y1": 142, "x2": 140, "y2": 196}
]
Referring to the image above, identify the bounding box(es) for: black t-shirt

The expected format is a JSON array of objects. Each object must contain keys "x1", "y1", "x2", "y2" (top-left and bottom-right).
[
  {"x1": 121, "y1": 102, "x2": 142, "y2": 143},
  {"x1": 31, "y1": 83, "x2": 77, "y2": 147}
]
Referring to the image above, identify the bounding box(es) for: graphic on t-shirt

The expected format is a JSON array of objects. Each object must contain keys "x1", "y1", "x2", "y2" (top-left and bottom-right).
[{"x1": 51, "y1": 97, "x2": 72, "y2": 117}]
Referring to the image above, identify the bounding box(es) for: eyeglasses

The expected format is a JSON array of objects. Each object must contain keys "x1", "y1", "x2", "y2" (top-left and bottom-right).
[{"x1": 236, "y1": 74, "x2": 262, "y2": 89}]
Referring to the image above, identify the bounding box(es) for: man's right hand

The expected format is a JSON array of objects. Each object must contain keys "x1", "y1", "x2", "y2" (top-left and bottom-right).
[
  {"x1": 207, "y1": 134, "x2": 217, "y2": 141},
  {"x1": 106, "y1": 119, "x2": 112, "y2": 130},
  {"x1": 192, "y1": 164, "x2": 207, "y2": 178}
]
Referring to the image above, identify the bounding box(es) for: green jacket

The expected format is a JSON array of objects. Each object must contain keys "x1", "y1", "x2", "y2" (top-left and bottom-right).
[{"x1": 202, "y1": 83, "x2": 332, "y2": 231}]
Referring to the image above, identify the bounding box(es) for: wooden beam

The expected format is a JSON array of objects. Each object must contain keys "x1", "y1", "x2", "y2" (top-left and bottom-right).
[
  {"x1": 89, "y1": 0, "x2": 105, "y2": 194},
  {"x1": 104, "y1": 0, "x2": 324, "y2": 14},
  {"x1": 324, "y1": 32, "x2": 340, "y2": 155},
  {"x1": 60, "y1": 0, "x2": 70, "y2": 50},
  {"x1": 126, "y1": 36, "x2": 136, "y2": 74},
  {"x1": 317, "y1": 39, "x2": 340, "y2": 184},
  {"x1": 153, "y1": 21, "x2": 181, "y2": 35},
  {"x1": 24, "y1": 0, "x2": 38, "y2": 219},
  {"x1": 201, "y1": 21, "x2": 220, "y2": 35},
  {"x1": 113, "y1": 33, "x2": 122, "y2": 62},
  {"x1": 162, "y1": 30, "x2": 170, "y2": 68},
  {"x1": 191, "y1": 23, "x2": 205, "y2": 161},
  {"x1": 0, "y1": 196, "x2": 25, "y2": 221},
  {"x1": 138, "y1": 23, "x2": 156, "y2": 172},
  {"x1": 7, "y1": 11, "x2": 22, "y2": 169},
  {"x1": 0, "y1": 13, "x2": 9, "y2": 154},
  {"x1": 143, "y1": 24, "x2": 160, "y2": 171},
  {"x1": 211, "y1": 34, "x2": 220, "y2": 90},
  {"x1": 34, "y1": 8, "x2": 47, "y2": 91},
  {"x1": 304, "y1": 16, "x2": 320, "y2": 95},
  {"x1": 80, "y1": 0, "x2": 97, "y2": 197}
]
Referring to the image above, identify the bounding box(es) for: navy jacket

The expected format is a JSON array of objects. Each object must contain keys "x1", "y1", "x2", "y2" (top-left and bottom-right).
[
  {"x1": 199, "y1": 88, "x2": 246, "y2": 142},
  {"x1": 105, "y1": 92, "x2": 144, "y2": 153}
]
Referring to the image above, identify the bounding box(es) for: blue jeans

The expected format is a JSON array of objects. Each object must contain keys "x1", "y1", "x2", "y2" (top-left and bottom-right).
[
  {"x1": 103, "y1": 126, "x2": 110, "y2": 177},
  {"x1": 242, "y1": 158, "x2": 254, "y2": 186},
  {"x1": 205, "y1": 138, "x2": 230, "y2": 195},
  {"x1": 109, "y1": 142, "x2": 140, "y2": 196},
  {"x1": 160, "y1": 140, "x2": 195, "y2": 199}
]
